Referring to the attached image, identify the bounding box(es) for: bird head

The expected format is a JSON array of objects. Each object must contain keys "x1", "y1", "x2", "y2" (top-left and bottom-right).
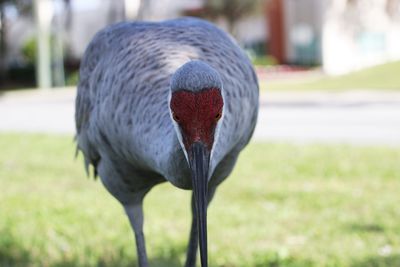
[{"x1": 169, "y1": 60, "x2": 224, "y2": 266}]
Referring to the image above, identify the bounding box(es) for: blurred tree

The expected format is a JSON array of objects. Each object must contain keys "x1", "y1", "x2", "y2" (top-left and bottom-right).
[
  {"x1": 53, "y1": 1, "x2": 65, "y2": 87},
  {"x1": 1, "y1": 0, "x2": 71, "y2": 88},
  {"x1": 0, "y1": 0, "x2": 32, "y2": 85},
  {"x1": 22, "y1": 37, "x2": 37, "y2": 63},
  {"x1": 64, "y1": 0, "x2": 72, "y2": 35},
  {"x1": 0, "y1": 1, "x2": 7, "y2": 83},
  {"x1": 187, "y1": 0, "x2": 266, "y2": 36},
  {"x1": 108, "y1": 0, "x2": 124, "y2": 23},
  {"x1": 136, "y1": 0, "x2": 149, "y2": 20}
]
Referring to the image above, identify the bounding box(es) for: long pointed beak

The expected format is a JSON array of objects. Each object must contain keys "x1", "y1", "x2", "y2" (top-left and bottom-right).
[{"x1": 188, "y1": 142, "x2": 210, "y2": 267}]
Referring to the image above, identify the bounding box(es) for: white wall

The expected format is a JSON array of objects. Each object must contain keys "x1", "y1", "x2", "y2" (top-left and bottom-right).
[
  {"x1": 283, "y1": 0, "x2": 328, "y2": 64},
  {"x1": 322, "y1": 0, "x2": 400, "y2": 75},
  {"x1": 234, "y1": 16, "x2": 267, "y2": 45}
]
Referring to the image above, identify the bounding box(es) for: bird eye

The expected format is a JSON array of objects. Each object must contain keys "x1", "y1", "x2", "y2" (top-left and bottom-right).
[
  {"x1": 215, "y1": 112, "x2": 222, "y2": 121},
  {"x1": 173, "y1": 113, "x2": 180, "y2": 122}
]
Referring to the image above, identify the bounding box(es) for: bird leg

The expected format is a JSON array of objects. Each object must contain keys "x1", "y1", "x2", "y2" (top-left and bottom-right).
[
  {"x1": 185, "y1": 188, "x2": 216, "y2": 267},
  {"x1": 124, "y1": 202, "x2": 148, "y2": 267}
]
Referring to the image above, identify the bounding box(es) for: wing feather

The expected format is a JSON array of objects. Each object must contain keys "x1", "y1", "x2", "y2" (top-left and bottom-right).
[{"x1": 75, "y1": 28, "x2": 112, "y2": 177}]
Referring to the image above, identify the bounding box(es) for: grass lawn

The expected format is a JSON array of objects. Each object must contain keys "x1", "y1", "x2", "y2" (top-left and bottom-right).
[
  {"x1": 262, "y1": 61, "x2": 400, "y2": 91},
  {"x1": 1, "y1": 133, "x2": 400, "y2": 267}
]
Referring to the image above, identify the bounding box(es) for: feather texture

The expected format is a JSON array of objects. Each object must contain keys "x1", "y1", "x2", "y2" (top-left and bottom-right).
[{"x1": 75, "y1": 17, "x2": 259, "y2": 204}]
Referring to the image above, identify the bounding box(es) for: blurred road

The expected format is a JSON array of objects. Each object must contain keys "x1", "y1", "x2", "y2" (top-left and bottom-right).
[
  {"x1": 255, "y1": 91, "x2": 400, "y2": 146},
  {"x1": 1, "y1": 88, "x2": 400, "y2": 146},
  {"x1": 0, "y1": 89, "x2": 75, "y2": 134}
]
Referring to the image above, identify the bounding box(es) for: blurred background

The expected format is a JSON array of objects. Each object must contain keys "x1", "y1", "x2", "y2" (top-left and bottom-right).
[
  {"x1": 0, "y1": 0, "x2": 399, "y2": 89},
  {"x1": 1, "y1": 1, "x2": 400, "y2": 267}
]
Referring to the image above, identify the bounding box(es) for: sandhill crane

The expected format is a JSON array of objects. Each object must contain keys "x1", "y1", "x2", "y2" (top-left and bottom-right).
[{"x1": 75, "y1": 17, "x2": 259, "y2": 267}]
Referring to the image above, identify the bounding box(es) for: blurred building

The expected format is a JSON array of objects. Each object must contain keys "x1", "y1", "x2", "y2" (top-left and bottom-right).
[
  {"x1": 268, "y1": 0, "x2": 400, "y2": 74},
  {"x1": 2, "y1": 0, "x2": 400, "y2": 83},
  {"x1": 5, "y1": 0, "x2": 266, "y2": 64}
]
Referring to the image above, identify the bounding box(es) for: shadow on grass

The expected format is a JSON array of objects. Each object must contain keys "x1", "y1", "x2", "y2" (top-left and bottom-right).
[
  {"x1": 0, "y1": 248, "x2": 182, "y2": 267},
  {"x1": 346, "y1": 222, "x2": 385, "y2": 233},
  {"x1": 0, "y1": 242, "x2": 183, "y2": 267},
  {"x1": 253, "y1": 252, "x2": 314, "y2": 267},
  {"x1": 51, "y1": 256, "x2": 182, "y2": 267},
  {"x1": 0, "y1": 236, "x2": 316, "y2": 267},
  {"x1": 0, "y1": 248, "x2": 31, "y2": 267},
  {"x1": 0, "y1": 230, "x2": 183, "y2": 267},
  {"x1": 351, "y1": 254, "x2": 400, "y2": 267},
  {"x1": 0, "y1": 230, "x2": 318, "y2": 267},
  {"x1": 0, "y1": 233, "x2": 31, "y2": 267}
]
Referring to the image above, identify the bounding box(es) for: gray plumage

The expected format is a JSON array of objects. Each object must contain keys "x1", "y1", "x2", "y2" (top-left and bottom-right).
[
  {"x1": 75, "y1": 17, "x2": 259, "y2": 267},
  {"x1": 171, "y1": 60, "x2": 222, "y2": 93}
]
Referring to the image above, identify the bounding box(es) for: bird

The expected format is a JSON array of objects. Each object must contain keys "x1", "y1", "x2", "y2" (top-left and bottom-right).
[{"x1": 75, "y1": 17, "x2": 259, "y2": 267}]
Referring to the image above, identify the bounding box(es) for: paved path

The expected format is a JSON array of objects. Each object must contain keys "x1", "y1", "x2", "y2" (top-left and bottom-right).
[
  {"x1": 255, "y1": 91, "x2": 400, "y2": 146},
  {"x1": 0, "y1": 89, "x2": 75, "y2": 134},
  {"x1": 1, "y1": 88, "x2": 400, "y2": 146}
]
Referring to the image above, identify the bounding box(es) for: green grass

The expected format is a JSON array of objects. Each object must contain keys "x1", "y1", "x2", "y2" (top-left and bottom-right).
[
  {"x1": 263, "y1": 61, "x2": 400, "y2": 91},
  {"x1": 1, "y1": 133, "x2": 400, "y2": 267}
]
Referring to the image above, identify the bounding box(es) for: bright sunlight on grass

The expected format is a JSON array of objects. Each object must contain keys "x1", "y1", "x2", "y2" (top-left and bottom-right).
[
  {"x1": 1, "y1": 133, "x2": 400, "y2": 267},
  {"x1": 263, "y1": 60, "x2": 400, "y2": 91}
]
